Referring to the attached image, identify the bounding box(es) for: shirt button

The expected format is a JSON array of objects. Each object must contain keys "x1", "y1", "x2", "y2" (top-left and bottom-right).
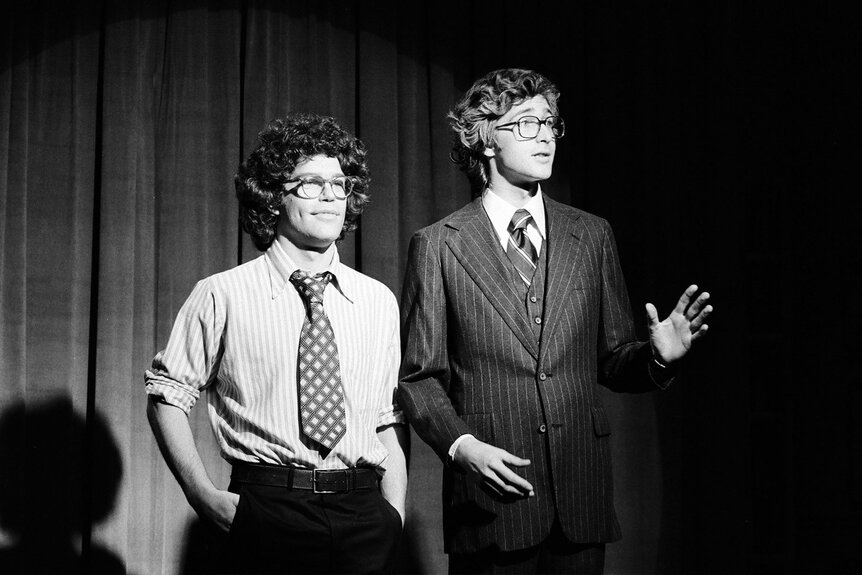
[
  {"x1": 539, "y1": 373, "x2": 547, "y2": 381},
  {"x1": 538, "y1": 424, "x2": 547, "y2": 434},
  {"x1": 530, "y1": 296, "x2": 537, "y2": 303},
  {"x1": 534, "y1": 316, "x2": 542, "y2": 324}
]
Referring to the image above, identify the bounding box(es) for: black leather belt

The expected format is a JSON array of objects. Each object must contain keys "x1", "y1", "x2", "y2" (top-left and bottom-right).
[{"x1": 232, "y1": 462, "x2": 380, "y2": 494}]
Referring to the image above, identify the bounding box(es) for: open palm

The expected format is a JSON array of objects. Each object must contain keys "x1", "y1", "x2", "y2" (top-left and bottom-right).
[{"x1": 646, "y1": 284, "x2": 712, "y2": 364}]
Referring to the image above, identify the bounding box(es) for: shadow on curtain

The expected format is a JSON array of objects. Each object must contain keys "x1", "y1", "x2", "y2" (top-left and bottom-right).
[{"x1": 0, "y1": 396, "x2": 123, "y2": 573}]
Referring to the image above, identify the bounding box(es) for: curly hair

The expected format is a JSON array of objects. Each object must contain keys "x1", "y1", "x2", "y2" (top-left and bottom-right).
[
  {"x1": 235, "y1": 112, "x2": 371, "y2": 251},
  {"x1": 448, "y1": 68, "x2": 561, "y2": 194}
]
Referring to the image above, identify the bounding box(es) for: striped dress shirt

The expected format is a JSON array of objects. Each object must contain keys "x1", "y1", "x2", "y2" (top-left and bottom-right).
[
  {"x1": 145, "y1": 240, "x2": 403, "y2": 471},
  {"x1": 481, "y1": 185, "x2": 547, "y2": 255}
]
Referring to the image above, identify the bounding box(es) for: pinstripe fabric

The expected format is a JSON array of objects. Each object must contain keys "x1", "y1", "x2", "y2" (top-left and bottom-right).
[
  {"x1": 145, "y1": 241, "x2": 403, "y2": 470},
  {"x1": 398, "y1": 196, "x2": 663, "y2": 554}
]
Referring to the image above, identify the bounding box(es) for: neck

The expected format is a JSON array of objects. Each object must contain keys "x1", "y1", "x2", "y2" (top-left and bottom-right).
[
  {"x1": 486, "y1": 179, "x2": 538, "y2": 208},
  {"x1": 276, "y1": 236, "x2": 334, "y2": 273}
]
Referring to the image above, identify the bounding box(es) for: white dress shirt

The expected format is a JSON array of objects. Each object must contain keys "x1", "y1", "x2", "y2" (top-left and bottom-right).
[
  {"x1": 145, "y1": 240, "x2": 403, "y2": 470},
  {"x1": 481, "y1": 185, "x2": 547, "y2": 254}
]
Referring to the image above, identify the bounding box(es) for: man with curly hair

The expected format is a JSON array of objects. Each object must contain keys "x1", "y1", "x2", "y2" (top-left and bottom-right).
[
  {"x1": 145, "y1": 112, "x2": 407, "y2": 574},
  {"x1": 398, "y1": 68, "x2": 713, "y2": 573}
]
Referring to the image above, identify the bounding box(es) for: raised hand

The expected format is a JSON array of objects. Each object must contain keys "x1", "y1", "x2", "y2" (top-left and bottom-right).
[{"x1": 645, "y1": 284, "x2": 712, "y2": 365}]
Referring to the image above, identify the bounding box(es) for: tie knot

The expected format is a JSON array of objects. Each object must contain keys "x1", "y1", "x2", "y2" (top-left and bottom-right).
[
  {"x1": 509, "y1": 209, "x2": 532, "y2": 233},
  {"x1": 290, "y1": 270, "x2": 333, "y2": 305}
]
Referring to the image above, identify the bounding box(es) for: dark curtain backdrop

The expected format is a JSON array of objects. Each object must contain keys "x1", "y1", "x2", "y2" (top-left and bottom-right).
[{"x1": 2, "y1": 1, "x2": 860, "y2": 574}]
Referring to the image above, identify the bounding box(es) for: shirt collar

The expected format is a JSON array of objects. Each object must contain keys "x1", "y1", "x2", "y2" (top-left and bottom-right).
[
  {"x1": 265, "y1": 240, "x2": 354, "y2": 303},
  {"x1": 481, "y1": 185, "x2": 547, "y2": 242}
]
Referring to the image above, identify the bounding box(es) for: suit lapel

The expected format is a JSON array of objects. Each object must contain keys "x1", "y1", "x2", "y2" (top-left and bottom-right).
[
  {"x1": 539, "y1": 196, "x2": 584, "y2": 358},
  {"x1": 445, "y1": 198, "x2": 540, "y2": 360}
]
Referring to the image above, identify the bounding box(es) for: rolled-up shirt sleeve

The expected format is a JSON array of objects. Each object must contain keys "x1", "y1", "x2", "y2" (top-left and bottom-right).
[
  {"x1": 145, "y1": 278, "x2": 223, "y2": 414},
  {"x1": 376, "y1": 296, "x2": 405, "y2": 429}
]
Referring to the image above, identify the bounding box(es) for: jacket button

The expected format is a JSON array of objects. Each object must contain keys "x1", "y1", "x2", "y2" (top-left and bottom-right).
[
  {"x1": 530, "y1": 296, "x2": 537, "y2": 303},
  {"x1": 534, "y1": 316, "x2": 542, "y2": 324},
  {"x1": 538, "y1": 424, "x2": 547, "y2": 434},
  {"x1": 538, "y1": 372, "x2": 547, "y2": 381}
]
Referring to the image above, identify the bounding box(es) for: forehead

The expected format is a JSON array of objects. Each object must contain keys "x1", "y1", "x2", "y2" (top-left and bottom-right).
[
  {"x1": 500, "y1": 95, "x2": 552, "y2": 122},
  {"x1": 291, "y1": 154, "x2": 343, "y2": 176}
]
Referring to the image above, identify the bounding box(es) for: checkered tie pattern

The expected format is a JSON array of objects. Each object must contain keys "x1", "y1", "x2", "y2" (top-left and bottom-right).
[
  {"x1": 507, "y1": 209, "x2": 539, "y2": 285},
  {"x1": 290, "y1": 270, "x2": 346, "y2": 450}
]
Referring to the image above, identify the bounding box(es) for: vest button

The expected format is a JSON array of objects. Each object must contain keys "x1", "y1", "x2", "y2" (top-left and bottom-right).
[
  {"x1": 538, "y1": 424, "x2": 547, "y2": 434},
  {"x1": 539, "y1": 372, "x2": 547, "y2": 381},
  {"x1": 530, "y1": 296, "x2": 537, "y2": 303},
  {"x1": 534, "y1": 316, "x2": 542, "y2": 324}
]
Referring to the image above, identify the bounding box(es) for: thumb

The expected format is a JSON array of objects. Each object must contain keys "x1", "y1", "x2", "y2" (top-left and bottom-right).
[{"x1": 645, "y1": 302, "x2": 660, "y2": 328}]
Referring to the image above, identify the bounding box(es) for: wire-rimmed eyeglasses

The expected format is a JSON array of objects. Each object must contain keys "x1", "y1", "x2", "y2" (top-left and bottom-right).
[
  {"x1": 495, "y1": 115, "x2": 565, "y2": 140},
  {"x1": 284, "y1": 175, "x2": 356, "y2": 200}
]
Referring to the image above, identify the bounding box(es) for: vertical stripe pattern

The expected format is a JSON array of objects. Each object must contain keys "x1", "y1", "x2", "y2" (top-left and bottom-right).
[
  {"x1": 398, "y1": 196, "x2": 662, "y2": 554},
  {"x1": 506, "y1": 208, "x2": 539, "y2": 285},
  {"x1": 145, "y1": 243, "x2": 403, "y2": 470}
]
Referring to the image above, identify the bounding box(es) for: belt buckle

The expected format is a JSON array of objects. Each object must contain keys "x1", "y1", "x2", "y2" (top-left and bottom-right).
[{"x1": 312, "y1": 469, "x2": 345, "y2": 494}]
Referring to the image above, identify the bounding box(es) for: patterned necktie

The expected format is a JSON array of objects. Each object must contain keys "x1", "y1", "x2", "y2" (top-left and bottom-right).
[
  {"x1": 289, "y1": 270, "x2": 346, "y2": 451},
  {"x1": 507, "y1": 209, "x2": 539, "y2": 285}
]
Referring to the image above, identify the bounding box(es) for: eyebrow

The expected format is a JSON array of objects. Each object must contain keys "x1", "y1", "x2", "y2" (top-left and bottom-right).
[{"x1": 510, "y1": 107, "x2": 552, "y2": 120}]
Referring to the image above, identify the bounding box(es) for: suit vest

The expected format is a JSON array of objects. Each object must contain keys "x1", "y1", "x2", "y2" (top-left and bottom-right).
[{"x1": 508, "y1": 237, "x2": 548, "y2": 341}]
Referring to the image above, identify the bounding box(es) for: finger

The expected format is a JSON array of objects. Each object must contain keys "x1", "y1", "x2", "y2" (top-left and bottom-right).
[
  {"x1": 480, "y1": 474, "x2": 506, "y2": 498},
  {"x1": 645, "y1": 302, "x2": 660, "y2": 328},
  {"x1": 483, "y1": 468, "x2": 525, "y2": 497},
  {"x1": 480, "y1": 480, "x2": 506, "y2": 499},
  {"x1": 686, "y1": 292, "x2": 710, "y2": 319},
  {"x1": 500, "y1": 451, "x2": 531, "y2": 468},
  {"x1": 690, "y1": 305, "x2": 713, "y2": 331},
  {"x1": 494, "y1": 464, "x2": 535, "y2": 496},
  {"x1": 673, "y1": 284, "x2": 698, "y2": 315},
  {"x1": 691, "y1": 324, "x2": 709, "y2": 341}
]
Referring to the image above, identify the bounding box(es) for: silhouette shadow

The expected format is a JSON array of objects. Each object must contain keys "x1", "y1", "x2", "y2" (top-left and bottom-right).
[{"x1": 0, "y1": 395, "x2": 124, "y2": 574}]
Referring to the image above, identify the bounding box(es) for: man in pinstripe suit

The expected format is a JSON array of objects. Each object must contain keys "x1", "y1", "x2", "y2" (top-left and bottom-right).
[{"x1": 398, "y1": 69, "x2": 713, "y2": 574}]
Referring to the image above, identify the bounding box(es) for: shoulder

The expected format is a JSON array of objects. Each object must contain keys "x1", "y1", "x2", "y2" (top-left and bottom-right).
[
  {"x1": 190, "y1": 255, "x2": 268, "y2": 298},
  {"x1": 412, "y1": 200, "x2": 480, "y2": 239},
  {"x1": 545, "y1": 195, "x2": 614, "y2": 236},
  {"x1": 336, "y1": 264, "x2": 398, "y2": 308}
]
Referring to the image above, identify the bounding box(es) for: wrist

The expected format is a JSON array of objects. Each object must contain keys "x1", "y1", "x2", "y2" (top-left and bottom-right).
[
  {"x1": 652, "y1": 355, "x2": 669, "y2": 370},
  {"x1": 449, "y1": 434, "x2": 476, "y2": 464}
]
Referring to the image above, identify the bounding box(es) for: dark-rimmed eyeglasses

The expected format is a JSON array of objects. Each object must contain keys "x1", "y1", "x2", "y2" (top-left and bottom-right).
[
  {"x1": 284, "y1": 175, "x2": 356, "y2": 200},
  {"x1": 495, "y1": 115, "x2": 565, "y2": 140}
]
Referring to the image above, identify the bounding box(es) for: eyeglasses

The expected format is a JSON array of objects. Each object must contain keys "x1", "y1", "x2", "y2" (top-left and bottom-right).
[
  {"x1": 495, "y1": 115, "x2": 565, "y2": 140},
  {"x1": 284, "y1": 175, "x2": 356, "y2": 200}
]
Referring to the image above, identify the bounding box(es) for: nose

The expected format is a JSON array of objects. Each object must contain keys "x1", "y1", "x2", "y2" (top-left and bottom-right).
[
  {"x1": 319, "y1": 181, "x2": 337, "y2": 201},
  {"x1": 536, "y1": 120, "x2": 554, "y2": 143}
]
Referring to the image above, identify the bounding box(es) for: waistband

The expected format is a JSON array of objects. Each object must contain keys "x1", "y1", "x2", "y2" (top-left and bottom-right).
[{"x1": 231, "y1": 462, "x2": 380, "y2": 494}]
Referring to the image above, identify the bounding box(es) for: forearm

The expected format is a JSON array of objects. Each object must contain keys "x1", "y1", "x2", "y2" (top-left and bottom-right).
[
  {"x1": 377, "y1": 423, "x2": 409, "y2": 522},
  {"x1": 146, "y1": 397, "x2": 219, "y2": 511},
  {"x1": 599, "y1": 341, "x2": 672, "y2": 393}
]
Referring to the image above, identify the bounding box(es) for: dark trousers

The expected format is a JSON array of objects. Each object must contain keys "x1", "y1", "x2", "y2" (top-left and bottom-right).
[
  {"x1": 219, "y1": 480, "x2": 402, "y2": 574},
  {"x1": 448, "y1": 520, "x2": 605, "y2": 575}
]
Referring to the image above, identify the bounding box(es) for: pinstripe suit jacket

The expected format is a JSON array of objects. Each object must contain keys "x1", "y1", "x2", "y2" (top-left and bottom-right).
[{"x1": 398, "y1": 195, "x2": 666, "y2": 554}]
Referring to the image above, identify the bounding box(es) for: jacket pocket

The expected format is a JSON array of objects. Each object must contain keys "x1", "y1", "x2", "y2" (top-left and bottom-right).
[{"x1": 591, "y1": 405, "x2": 612, "y2": 437}]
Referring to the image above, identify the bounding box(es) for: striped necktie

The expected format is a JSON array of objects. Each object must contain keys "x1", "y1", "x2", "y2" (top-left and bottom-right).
[
  {"x1": 506, "y1": 209, "x2": 539, "y2": 285},
  {"x1": 289, "y1": 270, "x2": 346, "y2": 451}
]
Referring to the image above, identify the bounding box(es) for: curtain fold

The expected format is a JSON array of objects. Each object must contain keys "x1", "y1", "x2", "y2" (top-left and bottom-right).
[{"x1": 1, "y1": 1, "x2": 756, "y2": 574}]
